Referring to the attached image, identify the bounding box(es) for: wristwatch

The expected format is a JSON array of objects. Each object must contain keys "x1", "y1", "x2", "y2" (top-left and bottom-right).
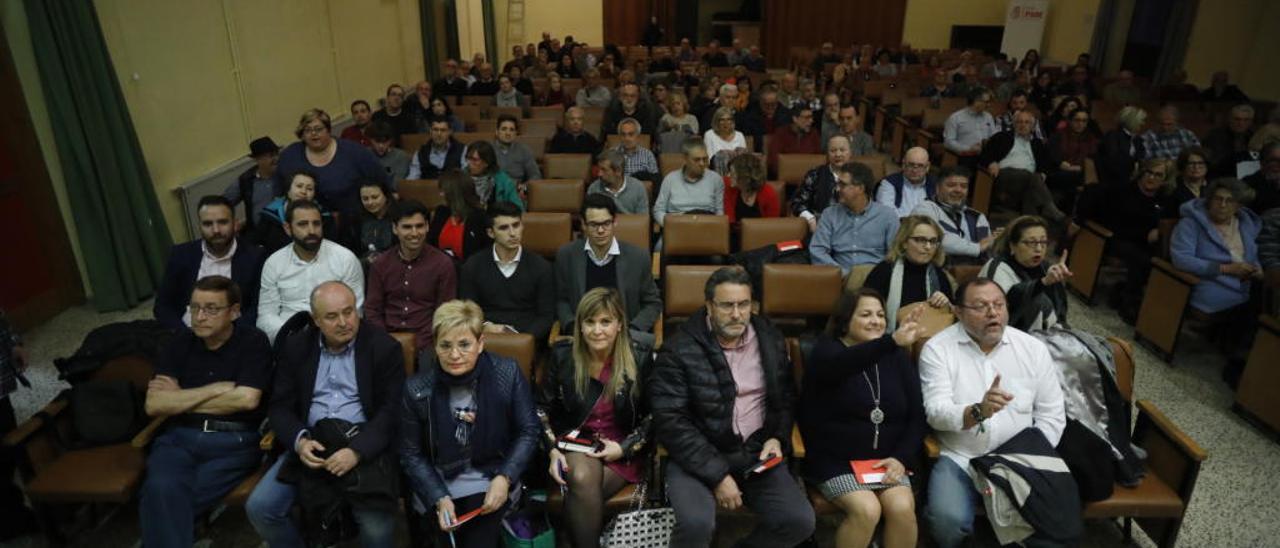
[{"x1": 970, "y1": 403, "x2": 987, "y2": 434}]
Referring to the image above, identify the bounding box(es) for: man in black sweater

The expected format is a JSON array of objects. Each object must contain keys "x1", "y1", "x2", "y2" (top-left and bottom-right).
[
  {"x1": 458, "y1": 201, "x2": 555, "y2": 344},
  {"x1": 548, "y1": 106, "x2": 602, "y2": 154}
]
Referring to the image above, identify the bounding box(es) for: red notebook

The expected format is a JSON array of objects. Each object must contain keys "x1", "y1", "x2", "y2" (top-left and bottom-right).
[
  {"x1": 747, "y1": 455, "x2": 784, "y2": 476},
  {"x1": 451, "y1": 507, "x2": 484, "y2": 527},
  {"x1": 850, "y1": 460, "x2": 886, "y2": 485}
]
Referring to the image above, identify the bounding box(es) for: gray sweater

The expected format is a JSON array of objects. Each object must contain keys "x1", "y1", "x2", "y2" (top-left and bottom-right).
[
  {"x1": 653, "y1": 169, "x2": 724, "y2": 226},
  {"x1": 493, "y1": 140, "x2": 542, "y2": 183},
  {"x1": 587, "y1": 176, "x2": 650, "y2": 216},
  {"x1": 377, "y1": 147, "x2": 411, "y2": 189}
]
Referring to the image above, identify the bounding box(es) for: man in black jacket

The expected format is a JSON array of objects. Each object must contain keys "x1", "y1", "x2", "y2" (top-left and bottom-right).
[
  {"x1": 979, "y1": 110, "x2": 1069, "y2": 228},
  {"x1": 548, "y1": 107, "x2": 602, "y2": 154},
  {"x1": 246, "y1": 281, "x2": 405, "y2": 547},
  {"x1": 154, "y1": 195, "x2": 264, "y2": 330},
  {"x1": 650, "y1": 267, "x2": 814, "y2": 547},
  {"x1": 600, "y1": 83, "x2": 659, "y2": 138},
  {"x1": 223, "y1": 136, "x2": 278, "y2": 234}
]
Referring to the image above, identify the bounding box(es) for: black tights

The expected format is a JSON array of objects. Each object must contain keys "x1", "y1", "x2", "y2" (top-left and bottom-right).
[{"x1": 564, "y1": 452, "x2": 628, "y2": 548}]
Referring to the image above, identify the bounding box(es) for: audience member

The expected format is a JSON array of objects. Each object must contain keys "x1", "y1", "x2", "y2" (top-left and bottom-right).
[
  {"x1": 1249, "y1": 108, "x2": 1280, "y2": 153},
  {"x1": 920, "y1": 71, "x2": 956, "y2": 99},
  {"x1": 458, "y1": 202, "x2": 554, "y2": 343},
  {"x1": 1140, "y1": 105, "x2": 1202, "y2": 160},
  {"x1": 492, "y1": 115, "x2": 543, "y2": 184},
  {"x1": 658, "y1": 91, "x2": 700, "y2": 151},
  {"x1": 367, "y1": 121, "x2": 410, "y2": 187},
  {"x1": 426, "y1": 96, "x2": 466, "y2": 133},
  {"x1": 344, "y1": 180, "x2": 398, "y2": 266},
  {"x1": 799, "y1": 289, "x2": 926, "y2": 548},
  {"x1": 575, "y1": 69, "x2": 612, "y2": 108},
  {"x1": 256, "y1": 200, "x2": 364, "y2": 343},
  {"x1": 155, "y1": 196, "x2": 264, "y2": 330},
  {"x1": 724, "y1": 153, "x2": 779, "y2": 224},
  {"x1": 654, "y1": 138, "x2": 724, "y2": 227},
  {"x1": 428, "y1": 171, "x2": 494, "y2": 262},
  {"x1": 534, "y1": 71, "x2": 568, "y2": 107},
  {"x1": 996, "y1": 91, "x2": 1045, "y2": 141},
  {"x1": 944, "y1": 89, "x2": 998, "y2": 171},
  {"x1": 1259, "y1": 207, "x2": 1280, "y2": 273},
  {"x1": 811, "y1": 163, "x2": 900, "y2": 286},
  {"x1": 408, "y1": 118, "x2": 467, "y2": 180},
  {"x1": 247, "y1": 281, "x2": 404, "y2": 547},
  {"x1": 1029, "y1": 72, "x2": 1057, "y2": 114},
  {"x1": 1245, "y1": 142, "x2": 1280, "y2": 212},
  {"x1": 464, "y1": 140, "x2": 524, "y2": 209},
  {"x1": 919, "y1": 277, "x2": 1065, "y2": 548},
  {"x1": 556, "y1": 54, "x2": 583, "y2": 79},
  {"x1": 252, "y1": 171, "x2": 334, "y2": 252},
  {"x1": 1097, "y1": 106, "x2": 1147, "y2": 186},
  {"x1": 365, "y1": 199, "x2": 456, "y2": 349},
  {"x1": 703, "y1": 106, "x2": 749, "y2": 170},
  {"x1": 540, "y1": 287, "x2": 653, "y2": 548},
  {"x1": 911, "y1": 166, "x2": 996, "y2": 265},
  {"x1": 1056, "y1": 64, "x2": 1098, "y2": 100},
  {"x1": 340, "y1": 100, "x2": 373, "y2": 147},
  {"x1": 404, "y1": 81, "x2": 436, "y2": 131},
  {"x1": 1017, "y1": 49, "x2": 1041, "y2": 78},
  {"x1": 651, "y1": 266, "x2": 816, "y2": 546},
  {"x1": 469, "y1": 63, "x2": 500, "y2": 96},
  {"x1": 493, "y1": 75, "x2": 529, "y2": 109},
  {"x1": 864, "y1": 216, "x2": 954, "y2": 329},
  {"x1": 275, "y1": 109, "x2": 390, "y2": 216},
  {"x1": 554, "y1": 194, "x2": 661, "y2": 346},
  {"x1": 876, "y1": 147, "x2": 936, "y2": 218},
  {"x1": 612, "y1": 118, "x2": 660, "y2": 182},
  {"x1": 1099, "y1": 159, "x2": 1172, "y2": 322},
  {"x1": 1046, "y1": 108, "x2": 1099, "y2": 210},
  {"x1": 1101, "y1": 69, "x2": 1142, "y2": 106},
  {"x1": 1044, "y1": 96, "x2": 1084, "y2": 136},
  {"x1": 767, "y1": 104, "x2": 821, "y2": 176},
  {"x1": 371, "y1": 84, "x2": 415, "y2": 143},
  {"x1": 588, "y1": 149, "x2": 650, "y2": 215},
  {"x1": 1168, "y1": 147, "x2": 1211, "y2": 211},
  {"x1": 834, "y1": 105, "x2": 875, "y2": 156},
  {"x1": 1200, "y1": 71, "x2": 1249, "y2": 103},
  {"x1": 983, "y1": 110, "x2": 1069, "y2": 229},
  {"x1": 742, "y1": 45, "x2": 766, "y2": 72},
  {"x1": 1202, "y1": 104, "x2": 1255, "y2": 178},
  {"x1": 979, "y1": 216, "x2": 1070, "y2": 331},
  {"x1": 750, "y1": 88, "x2": 791, "y2": 137},
  {"x1": 548, "y1": 106, "x2": 600, "y2": 154},
  {"x1": 224, "y1": 137, "x2": 280, "y2": 236},
  {"x1": 1158, "y1": 69, "x2": 1200, "y2": 102},
  {"x1": 434, "y1": 59, "x2": 470, "y2": 98},
  {"x1": 792, "y1": 136, "x2": 852, "y2": 230},
  {"x1": 602, "y1": 83, "x2": 658, "y2": 138}
]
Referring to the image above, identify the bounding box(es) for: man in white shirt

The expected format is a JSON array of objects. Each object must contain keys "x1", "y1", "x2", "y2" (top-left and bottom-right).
[
  {"x1": 875, "y1": 147, "x2": 936, "y2": 217},
  {"x1": 918, "y1": 278, "x2": 1065, "y2": 548},
  {"x1": 257, "y1": 200, "x2": 364, "y2": 343}
]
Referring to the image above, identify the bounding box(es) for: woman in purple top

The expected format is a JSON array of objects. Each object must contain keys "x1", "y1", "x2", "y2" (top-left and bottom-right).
[{"x1": 274, "y1": 108, "x2": 390, "y2": 217}]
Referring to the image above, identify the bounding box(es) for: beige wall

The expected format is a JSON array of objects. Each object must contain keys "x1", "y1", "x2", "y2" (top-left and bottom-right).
[
  {"x1": 492, "y1": 0, "x2": 603, "y2": 67},
  {"x1": 93, "y1": 0, "x2": 423, "y2": 241},
  {"x1": 1, "y1": 1, "x2": 91, "y2": 294},
  {"x1": 903, "y1": 0, "x2": 1098, "y2": 64},
  {"x1": 1183, "y1": 0, "x2": 1278, "y2": 100}
]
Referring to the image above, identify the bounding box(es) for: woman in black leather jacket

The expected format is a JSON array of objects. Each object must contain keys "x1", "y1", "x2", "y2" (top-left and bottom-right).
[{"x1": 537, "y1": 287, "x2": 653, "y2": 548}]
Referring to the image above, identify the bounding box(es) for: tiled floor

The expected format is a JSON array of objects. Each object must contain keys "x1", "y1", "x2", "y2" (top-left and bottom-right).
[{"x1": 4, "y1": 292, "x2": 1277, "y2": 547}]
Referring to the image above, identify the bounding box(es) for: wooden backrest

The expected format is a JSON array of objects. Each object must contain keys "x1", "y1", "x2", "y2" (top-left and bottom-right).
[
  {"x1": 516, "y1": 135, "x2": 547, "y2": 162},
  {"x1": 390, "y1": 332, "x2": 417, "y2": 376},
  {"x1": 778, "y1": 154, "x2": 825, "y2": 186},
  {"x1": 543, "y1": 153, "x2": 593, "y2": 181},
  {"x1": 454, "y1": 132, "x2": 490, "y2": 145},
  {"x1": 453, "y1": 105, "x2": 484, "y2": 127},
  {"x1": 739, "y1": 217, "x2": 807, "y2": 251},
  {"x1": 850, "y1": 155, "x2": 886, "y2": 182},
  {"x1": 529, "y1": 105, "x2": 564, "y2": 120},
  {"x1": 521, "y1": 212, "x2": 572, "y2": 259},
  {"x1": 614, "y1": 213, "x2": 650, "y2": 251},
  {"x1": 398, "y1": 179, "x2": 445, "y2": 210},
  {"x1": 662, "y1": 214, "x2": 731, "y2": 258},
  {"x1": 606, "y1": 133, "x2": 652, "y2": 150},
  {"x1": 664, "y1": 265, "x2": 720, "y2": 317},
  {"x1": 762, "y1": 264, "x2": 843, "y2": 317},
  {"x1": 897, "y1": 301, "x2": 956, "y2": 338},
  {"x1": 484, "y1": 333, "x2": 537, "y2": 381},
  {"x1": 399, "y1": 132, "x2": 430, "y2": 153},
  {"x1": 659, "y1": 152, "x2": 685, "y2": 177},
  {"x1": 522, "y1": 118, "x2": 559, "y2": 138},
  {"x1": 527, "y1": 179, "x2": 584, "y2": 214}
]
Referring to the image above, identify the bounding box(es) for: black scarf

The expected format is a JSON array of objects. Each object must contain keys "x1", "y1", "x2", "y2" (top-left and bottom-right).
[{"x1": 430, "y1": 354, "x2": 489, "y2": 479}]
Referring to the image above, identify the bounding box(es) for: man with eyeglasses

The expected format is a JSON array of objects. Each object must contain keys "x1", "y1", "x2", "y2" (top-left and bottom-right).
[
  {"x1": 433, "y1": 59, "x2": 470, "y2": 98},
  {"x1": 876, "y1": 146, "x2": 938, "y2": 217},
  {"x1": 248, "y1": 281, "x2": 405, "y2": 548},
  {"x1": 554, "y1": 194, "x2": 661, "y2": 346},
  {"x1": 155, "y1": 195, "x2": 265, "y2": 331},
  {"x1": 653, "y1": 138, "x2": 724, "y2": 228},
  {"x1": 767, "y1": 104, "x2": 822, "y2": 177},
  {"x1": 811, "y1": 163, "x2": 900, "y2": 288},
  {"x1": 651, "y1": 266, "x2": 815, "y2": 548},
  {"x1": 371, "y1": 84, "x2": 415, "y2": 144},
  {"x1": 1244, "y1": 141, "x2": 1280, "y2": 213},
  {"x1": 1139, "y1": 105, "x2": 1202, "y2": 160},
  {"x1": 141, "y1": 275, "x2": 273, "y2": 548},
  {"x1": 979, "y1": 110, "x2": 1071, "y2": 230},
  {"x1": 918, "y1": 278, "x2": 1065, "y2": 548}
]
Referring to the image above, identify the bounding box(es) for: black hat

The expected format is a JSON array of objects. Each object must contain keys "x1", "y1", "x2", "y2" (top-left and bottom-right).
[{"x1": 248, "y1": 136, "x2": 279, "y2": 157}]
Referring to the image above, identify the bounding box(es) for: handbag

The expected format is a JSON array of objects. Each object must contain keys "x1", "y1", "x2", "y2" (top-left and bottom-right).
[{"x1": 599, "y1": 481, "x2": 675, "y2": 548}]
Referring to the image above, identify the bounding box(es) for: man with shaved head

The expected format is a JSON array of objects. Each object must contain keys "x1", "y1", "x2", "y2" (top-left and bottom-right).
[
  {"x1": 247, "y1": 280, "x2": 405, "y2": 547},
  {"x1": 877, "y1": 146, "x2": 937, "y2": 217},
  {"x1": 549, "y1": 106, "x2": 602, "y2": 154}
]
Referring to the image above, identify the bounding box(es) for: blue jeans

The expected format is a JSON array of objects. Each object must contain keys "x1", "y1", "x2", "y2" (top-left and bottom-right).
[
  {"x1": 245, "y1": 456, "x2": 396, "y2": 548},
  {"x1": 925, "y1": 456, "x2": 982, "y2": 548},
  {"x1": 139, "y1": 427, "x2": 262, "y2": 548}
]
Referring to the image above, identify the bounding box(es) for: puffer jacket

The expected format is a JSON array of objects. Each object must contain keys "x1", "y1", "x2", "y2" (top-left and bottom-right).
[
  {"x1": 650, "y1": 309, "x2": 796, "y2": 487},
  {"x1": 1171, "y1": 198, "x2": 1262, "y2": 313},
  {"x1": 398, "y1": 352, "x2": 540, "y2": 507},
  {"x1": 536, "y1": 340, "x2": 654, "y2": 459}
]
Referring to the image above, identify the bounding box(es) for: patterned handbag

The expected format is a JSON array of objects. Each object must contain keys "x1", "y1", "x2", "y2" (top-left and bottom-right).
[{"x1": 599, "y1": 480, "x2": 675, "y2": 548}]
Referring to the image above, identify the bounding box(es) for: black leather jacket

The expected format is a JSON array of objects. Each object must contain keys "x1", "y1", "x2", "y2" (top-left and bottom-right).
[
  {"x1": 536, "y1": 339, "x2": 653, "y2": 459},
  {"x1": 650, "y1": 309, "x2": 796, "y2": 487}
]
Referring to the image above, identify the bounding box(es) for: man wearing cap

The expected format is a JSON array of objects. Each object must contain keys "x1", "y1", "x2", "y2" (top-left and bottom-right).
[{"x1": 224, "y1": 136, "x2": 279, "y2": 234}]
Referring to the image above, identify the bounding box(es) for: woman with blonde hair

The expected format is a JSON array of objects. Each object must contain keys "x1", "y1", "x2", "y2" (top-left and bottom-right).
[
  {"x1": 400, "y1": 299, "x2": 540, "y2": 548},
  {"x1": 538, "y1": 288, "x2": 653, "y2": 548},
  {"x1": 862, "y1": 215, "x2": 953, "y2": 329}
]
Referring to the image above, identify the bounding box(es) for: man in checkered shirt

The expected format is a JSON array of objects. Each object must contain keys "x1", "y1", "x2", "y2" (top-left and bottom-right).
[
  {"x1": 1140, "y1": 105, "x2": 1202, "y2": 159},
  {"x1": 611, "y1": 117, "x2": 660, "y2": 182}
]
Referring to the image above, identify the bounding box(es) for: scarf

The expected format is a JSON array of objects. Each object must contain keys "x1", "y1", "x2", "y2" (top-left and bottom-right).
[
  {"x1": 494, "y1": 89, "x2": 521, "y2": 107},
  {"x1": 886, "y1": 259, "x2": 941, "y2": 329},
  {"x1": 430, "y1": 355, "x2": 488, "y2": 479}
]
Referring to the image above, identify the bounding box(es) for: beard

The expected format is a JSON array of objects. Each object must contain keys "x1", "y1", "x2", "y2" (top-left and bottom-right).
[{"x1": 295, "y1": 235, "x2": 322, "y2": 252}]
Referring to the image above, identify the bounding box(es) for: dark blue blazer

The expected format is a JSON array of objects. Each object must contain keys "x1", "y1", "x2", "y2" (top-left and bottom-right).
[{"x1": 153, "y1": 238, "x2": 266, "y2": 330}]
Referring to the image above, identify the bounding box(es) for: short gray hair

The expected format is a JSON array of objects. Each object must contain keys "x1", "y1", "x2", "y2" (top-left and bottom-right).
[
  {"x1": 703, "y1": 266, "x2": 752, "y2": 301},
  {"x1": 681, "y1": 137, "x2": 707, "y2": 156},
  {"x1": 1203, "y1": 178, "x2": 1255, "y2": 206},
  {"x1": 596, "y1": 149, "x2": 624, "y2": 171},
  {"x1": 616, "y1": 117, "x2": 641, "y2": 133},
  {"x1": 1231, "y1": 104, "x2": 1255, "y2": 118}
]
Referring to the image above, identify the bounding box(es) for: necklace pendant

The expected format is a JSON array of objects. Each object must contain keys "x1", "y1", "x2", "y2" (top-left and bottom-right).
[{"x1": 870, "y1": 407, "x2": 884, "y2": 425}]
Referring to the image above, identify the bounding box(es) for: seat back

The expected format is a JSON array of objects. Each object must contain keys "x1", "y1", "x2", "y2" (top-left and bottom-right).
[
  {"x1": 484, "y1": 332, "x2": 537, "y2": 381},
  {"x1": 761, "y1": 264, "x2": 843, "y2": 317},
  {"x1": 492, "y1": 106, "x2": 523, "y2": 120},
  {"x1": 777, "y1": 154, "x2": 825, "y2": 186},
  {"x1": 400, "y1": 132, "x2": 430, "y2": 153},
  {"x1": 739, "y1": 217, "x2": 807, "y2": 251},
  {"x1": 523, "y1": 119, "x2": 559, "y2": 138},
  {"x1": 1067, "y1": 221, "x2": 1112, "y2": 303},
  {"x1": 897, "y1": 301, "x2": 956, "y2": 338},
  {"x1": 664, "y1": 265, "x2": 720, "y2": 319},
  {"x1": 454, "y1": 105, "x2": 484, "y2": 129},
  {"x1": 614, "y1": 213, "x2": 651, "y2": 251},
  {"x1": 659, "y1": 152, "x2": 685, "y2": 177},
  {"x1": 529, "y1": 105, "x2": 564, "y2": 120},
  {"x1": 527, "y1": 179, "x2": 584, "y2": 214},
  {"x1": 606, "y1": 134, "x2": 652, "y2": 150},
  {"x1": 516, "y1": 136, "x2": 548, "y2": 163},
  {"x1": 454, "y1": 132, "x2": 490, "y2": 145},
  {"x1": 662, "y1": 214, "x2": 730, "y2": 259},
  {"x1": 544, "y1": 153, "x2": 593, "y2": 181},
  {"x1": 521, "y1": 212, "x2": 572, "y2": 259},
  {"x1": 850, "y1": 155, "x2": 887, "y2": 182},
  {"x1": 390, "y1": 332, "x2": 417, "y2": 376},
  {"x1": 398, "y1": 179, "x2": 445, "y2": 210},
  {"x1": 971, "y1": 169, "x2": 994, "y2": 214}
]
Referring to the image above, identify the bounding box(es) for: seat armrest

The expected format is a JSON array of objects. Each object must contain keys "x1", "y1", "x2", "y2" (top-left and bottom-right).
[
  {"x1": 916, "y1": 128, "x2": 938, "y2": 142},
  {"x1": 1135, "y1": 399, "x2": 1207, "y2": 463},
  {"x1": 131, "y1": 416, "x2": 168, "y2": 448},
  {"x1": 1083, "y1": 220, "x2": 1114, "y2": 239},
  {"x1": 1150, "y1": 257, "x2": 1200, "y2": 286},
  {"x1": 654, "y1": 312, "x2": 664, "y2": 349},
  {"x1": 924, "y1": 433, "x2": 940, "y2": 459},
  {"x1": 2, "y1": 399, "x2": 68, "y2": 448},
  {"x1": 791, "y1": 425, "x2": 805, "y2": 459},
  {"x1": 260, "y1": 430, "x2": 276, "y2": 451},
  {"x1": 1134, "y1": 399, "x2": 1207, "y2": 506}
]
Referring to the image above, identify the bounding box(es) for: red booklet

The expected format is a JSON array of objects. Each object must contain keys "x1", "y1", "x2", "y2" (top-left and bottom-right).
[
  {"x1": 556, "y1": 433, "x2": 603, "y2": 454},
  {"x1": 451, "y1": 507, "x2": 484, "y2": 527},
  {"x1": 746, "y1": 455, "x2": 784, "y2": 476},
  {"x1": 850, "y1": 460, "x2": 886, "y2": 485}
]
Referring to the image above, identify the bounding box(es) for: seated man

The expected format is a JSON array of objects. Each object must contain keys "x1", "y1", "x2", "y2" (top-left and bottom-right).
[
  {"x1": 767, "y1": 104, "x2": 821, "y2": 176},
  {"x1": 492, "y1": 115, "x2": 543, "y2": 184},
  {"x1": 247, "y1": 281, "x2": 405, "y2": 548},
  {"x1": 575, "y1": 68, "x2": 613, "y2": 108},
  {"x1": 368, "y1": 121, "x2": 410, "y2": 188},
  {"x1": 1243, "y1": 142, "x2": 1280, "y2": 213},
  {"x1": 468, "y1": 63, "x2": 500, "y2": 96},
  {"x1": 912, "y1": 166, "x2": 995, "y2": 265},
  {"x1": 979, "y1": 110, "x2": 1069, "y2": 228},
  {"x1": 371, "y1": 84, "x2": 414, "y2": 144},
  {"x1": 791, "y1": 135, "x2": 852, "y2": 232},
  {"x1": 653, "y1": 138, "x2": 724, "y2": 227},
  {"x1": 140, "y1": 276, "x2": 271, "y2": 548},
  {"x1": 602, "y1": 82, "x2": 659, "y2": 138},
  {"x1": 459, "y1": 201, "x2": 555, "y2": 343},
  {"x1": 810, "y1": 163, "x2": 900, "y2": 285},
  {"x1": 223, "y1": 136, "x2": 278, "y2": 236},
  {"x1": 407, "y1": 118, "x2": 466, "y2": 180},
  {"x1": 833, "y1": 105, "x2": 875, "y2": 156},
  {"x1": 875, "y1": 146, "x2": 937, "y2": 217},
  {"x1": 555, "y1": 194, "x2": 661, "y2": 345},
  {"x1": 944, "y1": 88, "x2": 998, "y2": 171},
  {"x1": 364, "y1": 200, "x2": 456, "y2": 350},
  {"x1": 548, "y1": 106, "x2": 602, "y2": 154},
  {"x1": 1102, "y1": 69, "x2": 1142, "y2": 106},
  {"x1": 650, "y1": 267, "x2": 816, "y2": 547},
  {"x1": 612, "y1": 117, "x2": 661, "y2": 183},
  {"x1": 919, "y1": 278, "x2": 1065, "y2": 548},
  {"x1": 1140, "y1": 105, "x2": 1202, "y2": 160},
  {"x1": 587, "y1": 149, "x2": 650, "y2": 215},
  {"x1": 340, "y1": 99, "x2": 373, "y2": 147},
  {"x1": 995, "y1": 90, "x2": 1045, "y2": 141},
  {"x1": 155, "y1": 195, "x2": 264, "y2": 330},
  {"x1": 1201, "y1": 104, "x2": 1254, "y2": 178},
  {"x1": 257, "y1": 200, "x2": 364, "y2": 343}
]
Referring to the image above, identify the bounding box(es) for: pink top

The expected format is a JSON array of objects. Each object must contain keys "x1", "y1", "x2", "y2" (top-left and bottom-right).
[
  {"x1": 584, "y1": 360, "x2": 642, "y2": 483},
  {"x1": 712, "y1": 318, "x2": 766, "y2": 440}
]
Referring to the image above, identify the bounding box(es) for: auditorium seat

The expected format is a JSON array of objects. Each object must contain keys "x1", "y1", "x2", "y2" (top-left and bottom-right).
[
  {"x1": 777, "y1": 154, "x2": 825, "y2": 187},
  {"x1": 399, "y1": 132, "x2": 430, "y2": 153},
  {"x1": 453, "y1": 132, "x2": 489, "y2": 145},
  {"x1": 1066, "y1": 221, "x2": 1114, "y2": 304},
  {"x1": 543, "y1": 153, "x2": 592, "y2": 181},
  {"x1": 522, "y1": 118, "x2": 558, "y2": 138},
  {"x1": 661, "y1": 214, "x2": 730, "y2": 266},
  {"x1": 398, "y1": 179, "x2": 445, "y2": 210},
  {"x1": 605, "y1": 133, "x2": 652, "y2": 150},
  {"x1": 390, "y1": 331, "x2": 417, "y2": 375},
  {"x1": 659, "y1": 152, "x2": 684, "y2": 177},
  {"x1": 453, "y1": 105, "x2": 483, "y2": 129},
  {"x1": 762, "y1": 263, "x2": 843, "y2": 334},
  {"x1": 527, "y1": 179, "x2": 584, "y2": 215},
  {"x1": 738, "y1": 217, "x2": 807, "y2": 251},
  {"x1": 1236, "y1": 315, "x2": 1280, "y2": 434},
  {"x1": 613, "y1": 213, "x2": 651, "y2": 251},
  {"x1": 515, "y1": 135, "x2": 548, "y2": 163},
  {"x1": 662, "y1": 265, "x2": 721, "y2": 338},
  {"x1": 529, "y1": 105, "x2": 564, "y2": 120},
  {"x1": 484, "y1": 332, "x2": 537, "y2": 381},
  {"x1": 521, "y1": 212, "x2": 572, "y2": 259}
]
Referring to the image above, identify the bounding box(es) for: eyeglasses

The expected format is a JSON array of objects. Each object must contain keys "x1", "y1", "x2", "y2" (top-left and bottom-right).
[
  {"x1": 188, "y1": 304, "x2": 232, "y2": 317},
  {"x1": 584, "y1": 220, "x2": 614, "y2": 231},
  {"x1": 908, "y1": 236, "x2": 940, "y2": 246},
  {"x1": 436, "y1": 340, "x2": 477, "y2": 356},
  {"x1": 712, "y1": 300, "x2": 752, "y2": 313},
  {"x1": 302, "y1": 125, "x2": 328, "y2": 135},
  {"x1": 959, "y1": 301, "x2": 1005, "y2": 313},
  {"x1": 1018, "y1": 239, "x2": 1050, "y2": 248}
]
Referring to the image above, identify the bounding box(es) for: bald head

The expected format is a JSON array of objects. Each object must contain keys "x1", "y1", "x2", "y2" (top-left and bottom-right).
[
  {"x1": 311, "y1": 281, "x2": 359, "y2": 349},
  {"x1": 310, "y1": 281, "x2": 356, "y2": 315},
  {"x1": 903, "y1": 147, "x2": 929, "y2": 182}
]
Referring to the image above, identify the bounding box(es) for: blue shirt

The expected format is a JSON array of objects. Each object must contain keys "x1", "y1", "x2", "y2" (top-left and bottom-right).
[
  {"x1": 810, "y1": 201, "x2": 900, "y2": 274},
  {"x1": 307, "y1": 338, "x2": 367, "y2": 428}
]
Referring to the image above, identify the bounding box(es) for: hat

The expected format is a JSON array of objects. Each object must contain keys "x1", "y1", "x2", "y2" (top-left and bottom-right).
[{"x1": 248, "y1": 136, "x2": 279, "y2": 157}]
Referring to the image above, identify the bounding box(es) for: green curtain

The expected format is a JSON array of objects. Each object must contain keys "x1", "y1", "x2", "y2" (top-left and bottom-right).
[{"x1": 24, "y1": 0, "x2": 172, "y2": 311}]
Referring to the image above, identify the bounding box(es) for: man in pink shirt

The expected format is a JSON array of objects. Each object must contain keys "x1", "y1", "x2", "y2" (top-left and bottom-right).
[{"x1": 650, "y1": 267, "x2": 815, "y2": 547}]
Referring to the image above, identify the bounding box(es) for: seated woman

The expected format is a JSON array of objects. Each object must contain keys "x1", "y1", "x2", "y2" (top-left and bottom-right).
[
  {"x1": 1046, "y1": 107, "x2": 1099, "y2": 212},
  {"x1": 799, "y1": 288, "x2": 926, "y2": 548},
  {"x1": 1099, "y1": 158, "x2": 1172, "y2": 321},
  {"x1": 1166, "y1": 147, "x2": 1210, "y2": 213},
  {"x1": 658, "y1": 92, "x2": 699, "y2": 153},
  {"x1": 1171, "y1": 178, "x2": 1264, "y2": 385},
  {"x1": 252, "y1": 170, "x2": 334, "y2": 252},
  {"x1": 426, "y1": 97, "x2": 466, "y2": 134},
  {"x1": 704, "y1": 106, "x2": 748, "y2": 173},
  {"x1": 343, "y1": 179, "x2": 398, "y2": 266},
  {"x1": 538, "y1": 288, "x2": 653, "y2": 548},
  {"x1": 464, "y1": 141, "x2": 524, "y2": 210},
  {"x1": 535, "y1": 72, "x2": 570, "y2": 107},
  {"x1": 428, "y1": 171, "x2": 493, "y2": 262},
  {"x1": 400, "y1": 300, "x2": 540, "y2": 548},
  {"x1": 979, "y1": 215, "x2": 1071, "y2": 331},
  {"x1": 863, "y1": 216, "x2": 953, "y2": 330},
  {"x1": 724, "y1": 153, "x2": 780, "y2": 225}
]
